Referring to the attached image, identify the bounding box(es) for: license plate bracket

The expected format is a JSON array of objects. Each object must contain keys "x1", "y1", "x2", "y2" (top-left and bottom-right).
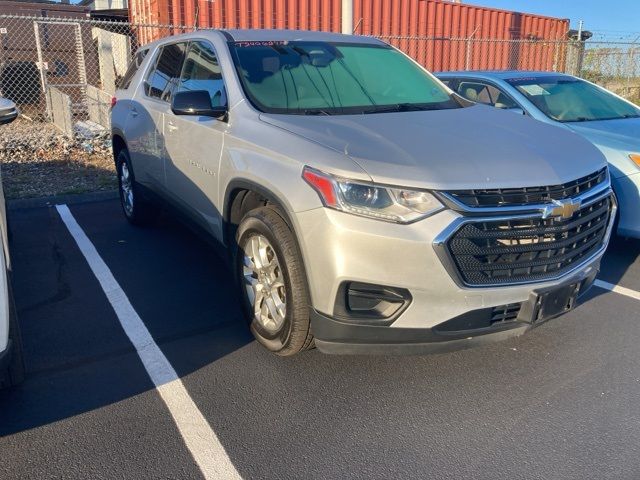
[{"x1": 518, "y1": 282, "x2": 582, "y2": 324}]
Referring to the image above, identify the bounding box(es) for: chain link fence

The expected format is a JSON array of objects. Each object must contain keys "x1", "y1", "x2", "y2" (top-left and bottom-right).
[
  {"x1": 378, "y1": 35, "x2": 640, "y2": 104},
  {"x1": 0, "y1": 14, "x2": 196, "y2": 130},
  {"x1": 580, "y1": 41, "x2": 640, "y2": 104},
  {"x1": 0, "y1": 14, "x2": 638, "y2": 136}
]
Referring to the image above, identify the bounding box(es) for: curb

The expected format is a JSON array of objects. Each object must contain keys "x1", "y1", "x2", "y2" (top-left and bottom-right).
[{"x1": 7, "y1": 190, "x2": 119, "y2": 211}]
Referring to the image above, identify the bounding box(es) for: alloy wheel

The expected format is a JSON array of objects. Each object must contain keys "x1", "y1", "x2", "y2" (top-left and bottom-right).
[
  {"x1": 120, "y1": 162, "x2": 134, "y2": 217},
  {"x1": 242, "y1": 234, "x2": 287, "y2": 333}
]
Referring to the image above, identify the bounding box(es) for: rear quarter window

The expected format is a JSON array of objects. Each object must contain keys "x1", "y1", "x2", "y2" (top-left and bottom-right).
[{"x1": 118, "y1": 48, "x2": 149, "y2": 90}]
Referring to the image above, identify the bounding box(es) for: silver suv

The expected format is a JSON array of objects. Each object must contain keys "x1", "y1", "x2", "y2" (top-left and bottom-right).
[{"x1": 111, "y1": 30, "x2": 615, "y2": 356}]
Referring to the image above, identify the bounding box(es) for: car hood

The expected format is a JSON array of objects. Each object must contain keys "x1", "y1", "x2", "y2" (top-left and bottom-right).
[
  {"x1": 566, "y1": 117, "x2": 640, "y2": 151},
  {"x1": 260, "y1": 105, "x2": 606, "y2": 190},
  {"x1": 565, "y1": 117, "x2": 640, "y2": 178}
]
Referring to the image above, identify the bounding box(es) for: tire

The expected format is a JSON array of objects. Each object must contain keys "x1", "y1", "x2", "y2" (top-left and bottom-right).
[
  {"x1": 0, "y1": 279, "x2": 24, "y2": 389},
  {"x1": 236, "y1": 206, "x2": 314, "y2": 356},
  {"x1": 116, "y1": 149, "x2": 158, "y2": 226}
]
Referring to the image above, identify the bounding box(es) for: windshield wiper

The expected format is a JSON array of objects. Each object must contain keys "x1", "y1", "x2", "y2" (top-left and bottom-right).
[
  {"x1": 301, "y1": 108, "x2": 332, "y2": 116},
  {"x1": 569, "y1": 113, "x2": 640, "y2": 122},
  {"x1": 361, "y1": 103, "x2": 441, "y2": 114}
]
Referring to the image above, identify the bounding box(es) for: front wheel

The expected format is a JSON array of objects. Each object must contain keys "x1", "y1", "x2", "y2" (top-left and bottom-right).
[{"x1": 236, "y1": 207, "x2": 314, "y2": 356}]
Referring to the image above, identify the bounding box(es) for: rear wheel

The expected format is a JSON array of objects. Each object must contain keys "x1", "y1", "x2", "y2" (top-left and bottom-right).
[
  {"x1": 116, "y1": 149, "x2": 158, "y2": 226},
  {"x1": 236, "y1": 207, "x2": 314, "y2": 356}
]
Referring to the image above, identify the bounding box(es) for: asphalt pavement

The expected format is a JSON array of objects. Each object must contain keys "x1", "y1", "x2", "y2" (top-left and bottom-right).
[{"x1": 1, "y1": 198, "x2": 640, "y2": 480}]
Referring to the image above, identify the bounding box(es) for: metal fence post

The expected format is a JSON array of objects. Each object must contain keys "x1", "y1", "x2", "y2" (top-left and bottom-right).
[
  {"x1": 33, "y1": 20, "x2": 51, "y2": 120},
  {"x1": 341, "y1": 0, "x2": 353, "y2": 35},
  {"x1": 465, "y1": 27, "x2": 479, "y2": 70}
]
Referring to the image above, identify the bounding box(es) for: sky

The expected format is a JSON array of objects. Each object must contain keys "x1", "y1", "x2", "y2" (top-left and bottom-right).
[{"x1": 470, "y1": 0, "x2": 640, "y2": 40}]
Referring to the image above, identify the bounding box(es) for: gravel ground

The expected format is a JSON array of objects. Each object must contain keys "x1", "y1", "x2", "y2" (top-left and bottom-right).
[{"x1": 0, "y1": 118, "x2": 116, "y2": 200}]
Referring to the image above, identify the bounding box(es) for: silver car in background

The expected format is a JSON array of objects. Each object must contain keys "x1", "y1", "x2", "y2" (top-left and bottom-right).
[
  {"x1": 0, "y1": 97, "x2": 18, "y2": 126},
  {"x1": 111, "y1": 30, "x2": 614, "y2": 356},
  {"x1": 437, "y1": 71, "x2": 640, "y2": 238}
]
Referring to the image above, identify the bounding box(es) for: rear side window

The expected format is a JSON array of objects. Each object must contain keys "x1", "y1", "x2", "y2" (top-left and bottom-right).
[
  {"x1": 176, "y1": 41, "x2": 227, "y2": 107},
  {"x1": 457, "y1": 81, "x2": 495, "y2": 105},
  {"x1": 119, "y1": 48, "x2": 148, "y2": 90},
  {"x1": 457, "y1": 81, "x2": 518, "y2": 109},
  {"x1": 145, "y1": 42, "x2": 188, "y2": 102}
]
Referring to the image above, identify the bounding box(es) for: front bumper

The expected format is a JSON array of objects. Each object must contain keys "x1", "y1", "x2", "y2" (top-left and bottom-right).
[
  {"x1": 294, "y1": 192, "x2": 613, "y2": 354},
  {"x1": 313, "y1": 311, "x2": 529, "y2": 355},
  {"x1": 311, "y1": 266, "x2": 598, "y2": 354}
]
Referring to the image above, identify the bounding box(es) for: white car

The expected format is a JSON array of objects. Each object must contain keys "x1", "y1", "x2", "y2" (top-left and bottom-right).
[{"x1": 0, "y1": 97, "x2": 23, "y2": 388}]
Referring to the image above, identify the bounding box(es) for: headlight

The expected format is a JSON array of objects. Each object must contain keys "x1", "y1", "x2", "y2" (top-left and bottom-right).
[
  {"x1": 302, "y1": 166, "x2": 444, "y2": 223},
  {"x1": 629, "y1": 153, "x2": 640, "y2": 168}
]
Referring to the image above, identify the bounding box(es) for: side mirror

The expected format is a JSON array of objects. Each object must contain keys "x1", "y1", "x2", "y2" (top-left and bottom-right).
[{"x1": 171, "y1": 90, "x2": 227, "y2": 120}]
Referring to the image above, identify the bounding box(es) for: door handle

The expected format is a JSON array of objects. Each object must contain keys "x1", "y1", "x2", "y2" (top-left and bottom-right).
[
  {"x1": 167, "y1": 121, "x2": 178, "y2": 132},
  {"x1": 129, "y1": 106, "x2": 138, "y2": 117}
]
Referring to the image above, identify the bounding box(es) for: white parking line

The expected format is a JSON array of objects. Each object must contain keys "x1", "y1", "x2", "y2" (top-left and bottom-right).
[
  {"x1": 55, "y1": 204, "x2": 241, "y2": 480},
  {"x1": 594, "y1": 279, "x2": 640, "y2": 301}
]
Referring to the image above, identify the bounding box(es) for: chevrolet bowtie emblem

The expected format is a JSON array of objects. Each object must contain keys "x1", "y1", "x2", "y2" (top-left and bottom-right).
[{"x1": 542, "y1": 198, "x2": 581, "y2": 220}]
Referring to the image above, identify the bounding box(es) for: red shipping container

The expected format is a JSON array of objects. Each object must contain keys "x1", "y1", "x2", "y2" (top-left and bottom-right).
[{"x1": 129, "y1": 0, "x2": 569, "y2": 71}]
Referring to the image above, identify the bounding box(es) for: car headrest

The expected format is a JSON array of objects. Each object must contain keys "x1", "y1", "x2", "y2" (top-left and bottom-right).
[{"x1": 464, "y1": 87, "x2": 479, "y2": 102}]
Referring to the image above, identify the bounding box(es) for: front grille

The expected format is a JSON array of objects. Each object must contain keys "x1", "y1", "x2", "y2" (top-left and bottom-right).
[
  {"x1": 447, "y1": 168, "x2": 607, "y2": 208},
  {"x1": 446, "y1": 196, "x2": 612, "y2": 286}
]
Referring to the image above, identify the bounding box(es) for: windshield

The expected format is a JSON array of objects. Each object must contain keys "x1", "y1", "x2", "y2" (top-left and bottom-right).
[
  {"x1": 506, "y1": 76, "x2": 640, "y2": 122},
  {"x1": 230, "y1": 40, "x2": 459, "y2": 115}
]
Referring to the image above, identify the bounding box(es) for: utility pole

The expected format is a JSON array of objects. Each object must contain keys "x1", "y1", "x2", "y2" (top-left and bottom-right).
[
  {"x1": 577, "y1": 20, "x2": 583, "y2": 42},
  {"x1": 568, "y1": 20, "x2": 589, "y2": 76},
  {"x1": 341, "y1": 0, "x2": 353, "y2": 35}
]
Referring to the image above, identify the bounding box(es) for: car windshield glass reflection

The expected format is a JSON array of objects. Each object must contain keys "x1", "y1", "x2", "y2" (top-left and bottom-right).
[
  {"x1": 507, "y1": 76, "x2": 640, "y2": 122},
  {"x1": 231, "y1": 41, "x2": 460, "y2": 115}
]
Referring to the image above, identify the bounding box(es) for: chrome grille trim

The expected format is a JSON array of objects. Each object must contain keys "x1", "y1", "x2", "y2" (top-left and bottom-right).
[
  {"x1": 440, "y1": 168, "x2": 608, "y2": 211},
  {"x1": 433, "y1": 188, "x2": 617, "y2": 288},
  {"x1": 437, "y1": 169, "x2": 611, "y2": 216}
]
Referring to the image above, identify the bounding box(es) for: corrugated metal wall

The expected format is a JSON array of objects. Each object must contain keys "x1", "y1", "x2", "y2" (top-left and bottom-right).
[
  {"x1": 353, "y1": 0, "x2": 569, "y2": 71},
  {"x1": 129, "y1": 0, "x2": 570, "y2": 71},
  {"x1": 353, "y1": 0, "x2": 568, "y2": 39},
  {"x1": 130, "y1": 0, "x2": 342, "y2": 31}
]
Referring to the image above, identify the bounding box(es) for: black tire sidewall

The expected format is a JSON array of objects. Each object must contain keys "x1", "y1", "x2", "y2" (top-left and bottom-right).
[
  {"x1": 236, "y1": 216, "x2": 294, "y2": 351},
  {"x1": 116, "y1": 149, "x2": 135, "y2": 221}
]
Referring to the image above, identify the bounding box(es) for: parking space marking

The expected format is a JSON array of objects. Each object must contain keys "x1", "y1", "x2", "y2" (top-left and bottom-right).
[
  {"x1": 55, "y1": 205, "x2": 241, "y2": 480},
  {"x1": 594, "y1": 279, "x2": 640, "y2": 301}
]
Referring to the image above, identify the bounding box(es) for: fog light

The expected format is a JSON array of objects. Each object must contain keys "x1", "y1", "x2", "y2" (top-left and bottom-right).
[{"x1": 333, "y1": 282, "x2": 412, "y2": 325}]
